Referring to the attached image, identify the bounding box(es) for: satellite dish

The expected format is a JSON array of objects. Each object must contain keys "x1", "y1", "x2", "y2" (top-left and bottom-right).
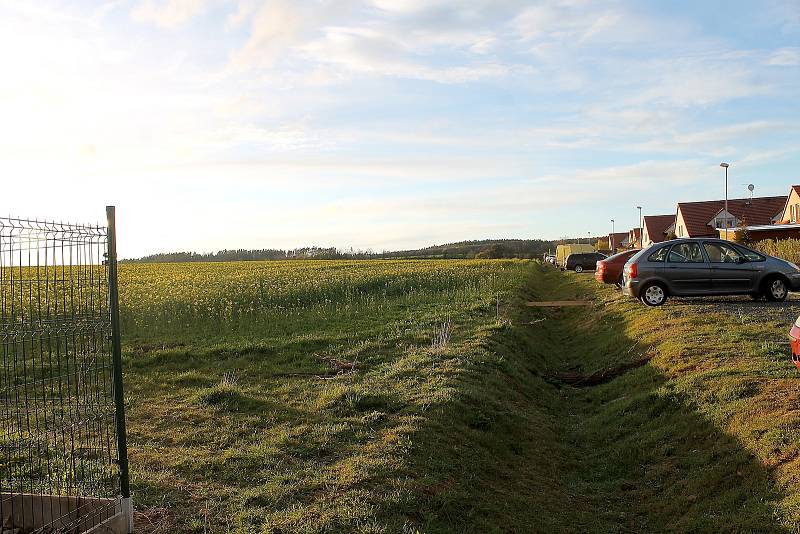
[{"x1": 748, "y1": 184, "x2": 754, "y2": 192}]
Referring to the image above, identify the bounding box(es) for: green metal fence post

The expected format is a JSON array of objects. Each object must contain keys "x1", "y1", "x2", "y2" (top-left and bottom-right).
[{"x1": 107, "y1": 205, "x2": 133, "y2": 532}]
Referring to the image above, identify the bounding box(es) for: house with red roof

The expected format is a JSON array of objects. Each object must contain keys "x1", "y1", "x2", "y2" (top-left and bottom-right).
[
  {"x1": 607, "y1": 232, "x2": 627, "y2": 251},
  {"x1": 674, "y1": 196, "x2": 786, "y2": 239},
  {"x1": 622, "y1": 228, "x2": 641, "y2": 248},
  {"x1": 641, "y1": 214, "x2": 675, "y2": 247},
  {"x1": 719, "y1": 186, "x2": 800, "y2": 241}
]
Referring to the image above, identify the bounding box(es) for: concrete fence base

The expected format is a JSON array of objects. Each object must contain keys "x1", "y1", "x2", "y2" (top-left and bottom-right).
[{"x1": 1, "y1": 493, "x2": 131, "y2": 534}]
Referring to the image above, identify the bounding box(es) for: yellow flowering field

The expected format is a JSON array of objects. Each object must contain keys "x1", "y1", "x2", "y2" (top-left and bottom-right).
[{"x1": 118, "y1": 259, "x2": 528, "y2": 341}]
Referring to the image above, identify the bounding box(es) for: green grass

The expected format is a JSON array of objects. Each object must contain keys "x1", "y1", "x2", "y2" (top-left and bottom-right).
[
  {"x1": 123, "y1": 259, "x2": 536, "y2": 532},
  {"x1": 125, "y1": 260, "x2": 800, "y2": 532}
]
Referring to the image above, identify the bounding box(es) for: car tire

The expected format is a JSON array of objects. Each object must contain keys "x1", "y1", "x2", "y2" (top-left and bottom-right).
[
  {"x1": 616, "y1": 274, "x2": 624, "y2": 288},
  {"x1": 764, "y1": 276, "x2": 789, "y2": 302},
  {"x1": 575, "y1": 265, "x2": 584, "y2": 273},
  {"x1": 640, "y1": 282, "x2": 667, "y2": 306}
]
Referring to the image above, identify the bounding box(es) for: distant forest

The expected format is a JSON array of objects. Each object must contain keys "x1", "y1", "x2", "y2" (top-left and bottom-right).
[{"x1": 121, "y1": 239, "x2": 592, "y2": 263}]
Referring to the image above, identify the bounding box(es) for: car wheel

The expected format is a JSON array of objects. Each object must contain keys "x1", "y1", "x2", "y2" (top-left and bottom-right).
[
  {"x1": 617, "y1": 274, "x2": 624, "y2": 288},
  {"x1": 765, "y1": 277, "x2": 788, "y2": 302},
  {"x1": 640, "y1": 283, "x2": 667, "y2": 306},
  {"x1": 575, "y1": 265, "x2": 584, "y2": 273}
]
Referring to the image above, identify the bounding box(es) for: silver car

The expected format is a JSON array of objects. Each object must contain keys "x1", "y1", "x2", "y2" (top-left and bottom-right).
[{"x1": 622, "y1": 238, "x2": 800, "y2": 306}]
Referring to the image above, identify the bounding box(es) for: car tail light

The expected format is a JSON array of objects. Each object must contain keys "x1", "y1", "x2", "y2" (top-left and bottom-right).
[
  {"x1": 597, "y1": 261, "x2": 604, "y2": 272},
  {"x1": 627, "y1": 262, "x2": 638, "y2": 279}
]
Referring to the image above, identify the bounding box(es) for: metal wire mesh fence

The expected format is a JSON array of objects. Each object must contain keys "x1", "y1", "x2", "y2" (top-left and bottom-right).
[{"x1": 0, "y1": 208, "x2": 131, "y2": 533}]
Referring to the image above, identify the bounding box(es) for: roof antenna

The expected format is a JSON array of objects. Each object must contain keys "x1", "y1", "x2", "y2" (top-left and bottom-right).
[{"x1": 748, "y1": 184, "x2": 754, "y2": 202}]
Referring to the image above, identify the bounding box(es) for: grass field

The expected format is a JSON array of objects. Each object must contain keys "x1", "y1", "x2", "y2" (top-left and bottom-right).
[
  {"x1": 123, "y1": 259, "x2": 800, "y2": 532},
  {"x1": 121, "y1": 259, "x2": 534, "y2": 532}
]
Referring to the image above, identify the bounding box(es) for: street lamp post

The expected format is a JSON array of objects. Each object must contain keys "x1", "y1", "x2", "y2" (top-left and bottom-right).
[
  {"x1": 611, "y1": 219, "x2": 615, "y2": 250},
  {"x1": 720, "y1": 163, "x2": 730, "y2": 240},
  {"x1": 636, "y1": 206, "x2": 642, "y2": 247}
]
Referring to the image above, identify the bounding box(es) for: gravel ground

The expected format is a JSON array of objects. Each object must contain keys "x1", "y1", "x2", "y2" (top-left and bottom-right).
[
  {"x1": 569, "y1": 268, "x2": 800, "y2": 325},
  {"x1": 664, "y1": 294, "x2": 800, "y2": 324}
]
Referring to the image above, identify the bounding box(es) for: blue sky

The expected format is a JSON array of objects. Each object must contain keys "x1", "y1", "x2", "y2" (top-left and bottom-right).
[{"x1": 1, "y1": 0, "x2": 799, "y2": 257}]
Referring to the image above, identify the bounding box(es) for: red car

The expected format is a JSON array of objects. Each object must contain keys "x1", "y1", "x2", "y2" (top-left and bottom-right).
[
  {"x1": 595, "y1": 249, "x2": 640, "y2": 286},
  {"x1": 790, "y1": 317, "x2": 800, "y2": 370}
]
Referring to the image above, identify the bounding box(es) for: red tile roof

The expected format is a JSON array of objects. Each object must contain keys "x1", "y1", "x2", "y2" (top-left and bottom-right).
[
  {"x1": 642, "y1": 214, "x2": 675, "y2": 243},
  {"x1": 677, "y1": 196, "x2": 786, "y2": 237}
]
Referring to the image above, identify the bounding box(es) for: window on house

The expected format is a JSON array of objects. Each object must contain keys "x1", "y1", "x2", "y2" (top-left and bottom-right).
[{"x1": 714, "y1": 216, "x2": 736, "y2": 228}]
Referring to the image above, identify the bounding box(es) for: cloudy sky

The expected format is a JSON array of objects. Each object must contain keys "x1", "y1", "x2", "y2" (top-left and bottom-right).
[{"x1": 2, "y1": 1, "x2": 799, "y2": 257}]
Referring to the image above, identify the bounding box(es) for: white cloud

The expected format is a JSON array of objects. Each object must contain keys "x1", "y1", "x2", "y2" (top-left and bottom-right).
[
  {"x1": 633, "y1": 58, "x2": 766, "y2": 107},
  {"x1": 767, "y1": 47, "x2": 800, "y2": 66},
  {"x1": 512, "y1": 1, "x2": 654, "y2": 46},
  {"x1": 131, "y1": 0, "x2": 210, "y2": 28},
  {"x1": 299, "y1": 26, "x2": 512, "y2": 82},
  {"x1": 227, "y1": 0, "x2": 516, "y2": 81},
  {"x1": 229, "y1": 0, "x2": 350, "y2": 69},
  {"x1": 624, "y1": 121, "x2": 785, "y2": 155}
]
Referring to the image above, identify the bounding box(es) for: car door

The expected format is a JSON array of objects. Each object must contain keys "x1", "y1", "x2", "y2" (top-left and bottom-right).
[
  {"x1": 703, "y1": 241, "x2": 757, "y2": 293},
  {"x1": 664, "y1": 242, "x2": 711, "y2": 295}
]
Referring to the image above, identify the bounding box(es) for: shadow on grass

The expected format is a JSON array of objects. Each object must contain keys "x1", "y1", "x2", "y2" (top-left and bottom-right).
[{"x1": 395, "y1": 266, "x2": 790, "y2": 533}]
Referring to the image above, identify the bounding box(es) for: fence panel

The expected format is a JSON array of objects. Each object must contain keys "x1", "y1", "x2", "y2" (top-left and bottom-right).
[{"x1": 0, "y1": 208, "x2": 131, "y2": 533}]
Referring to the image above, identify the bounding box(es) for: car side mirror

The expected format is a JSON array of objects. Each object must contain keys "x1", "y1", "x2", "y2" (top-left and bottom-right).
[{"x1": 737, "y1": 256, "x2": 748, "y2": 264}]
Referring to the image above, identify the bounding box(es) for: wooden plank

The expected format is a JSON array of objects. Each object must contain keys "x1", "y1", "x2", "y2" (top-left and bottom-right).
[{"x1": 526, "y1": 300, "x2": 593, "y2": 307}]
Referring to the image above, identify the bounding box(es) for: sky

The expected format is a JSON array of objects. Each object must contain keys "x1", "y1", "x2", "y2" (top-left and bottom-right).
[{"x1": 1, "y1": 0, "x2": 799, "y2": 258}]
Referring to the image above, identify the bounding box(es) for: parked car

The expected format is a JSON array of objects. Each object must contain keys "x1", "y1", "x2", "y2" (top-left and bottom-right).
[
  {"x1": 565, "y1": 252, "x2": 607, "y2": 273},
  {"x1": 790, "y1": 316, "x2": 800, "y2": 370},
  {"x1": 622, "y1": 238, "x2": 800, "y2": 306},
  {"x1": 544, "y1": 254, "x2": 557, "y2": 265},
  {"x1": 556, "y1": 244, "x2": 595, "y2": 268},
  {"x1": 596, "y1": 249, "x2": 640, "y2": 286}
]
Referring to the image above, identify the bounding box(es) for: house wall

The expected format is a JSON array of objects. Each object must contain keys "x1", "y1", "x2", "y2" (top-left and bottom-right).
[
  {"x1": 675, "y1": 209, "x2": 689, "y2": 238},
  {"x1": 779, "y1": 189, "x2": 800, "y2": 224}
]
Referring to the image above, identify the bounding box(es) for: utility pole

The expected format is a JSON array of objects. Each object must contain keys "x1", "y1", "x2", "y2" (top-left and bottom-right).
[
  {"x1": 611, "y1": 219, "x2": 615, "y2": 250},
  {"x1": 720, "y1": 163, "x2": 730, "y2": 240},
  {"x1": 636, "y1": 206, "x2": 642, "y2": 247}
]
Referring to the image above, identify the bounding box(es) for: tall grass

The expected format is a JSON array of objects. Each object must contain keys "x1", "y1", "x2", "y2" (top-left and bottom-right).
[{"x1": 752, "y1": 238, "x2": 800, "y2": 263}]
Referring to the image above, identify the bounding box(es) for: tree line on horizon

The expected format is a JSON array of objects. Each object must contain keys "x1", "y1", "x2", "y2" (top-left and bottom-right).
[{"x1": 121, "y1": 238, "x2": 584, "y2": 263}]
